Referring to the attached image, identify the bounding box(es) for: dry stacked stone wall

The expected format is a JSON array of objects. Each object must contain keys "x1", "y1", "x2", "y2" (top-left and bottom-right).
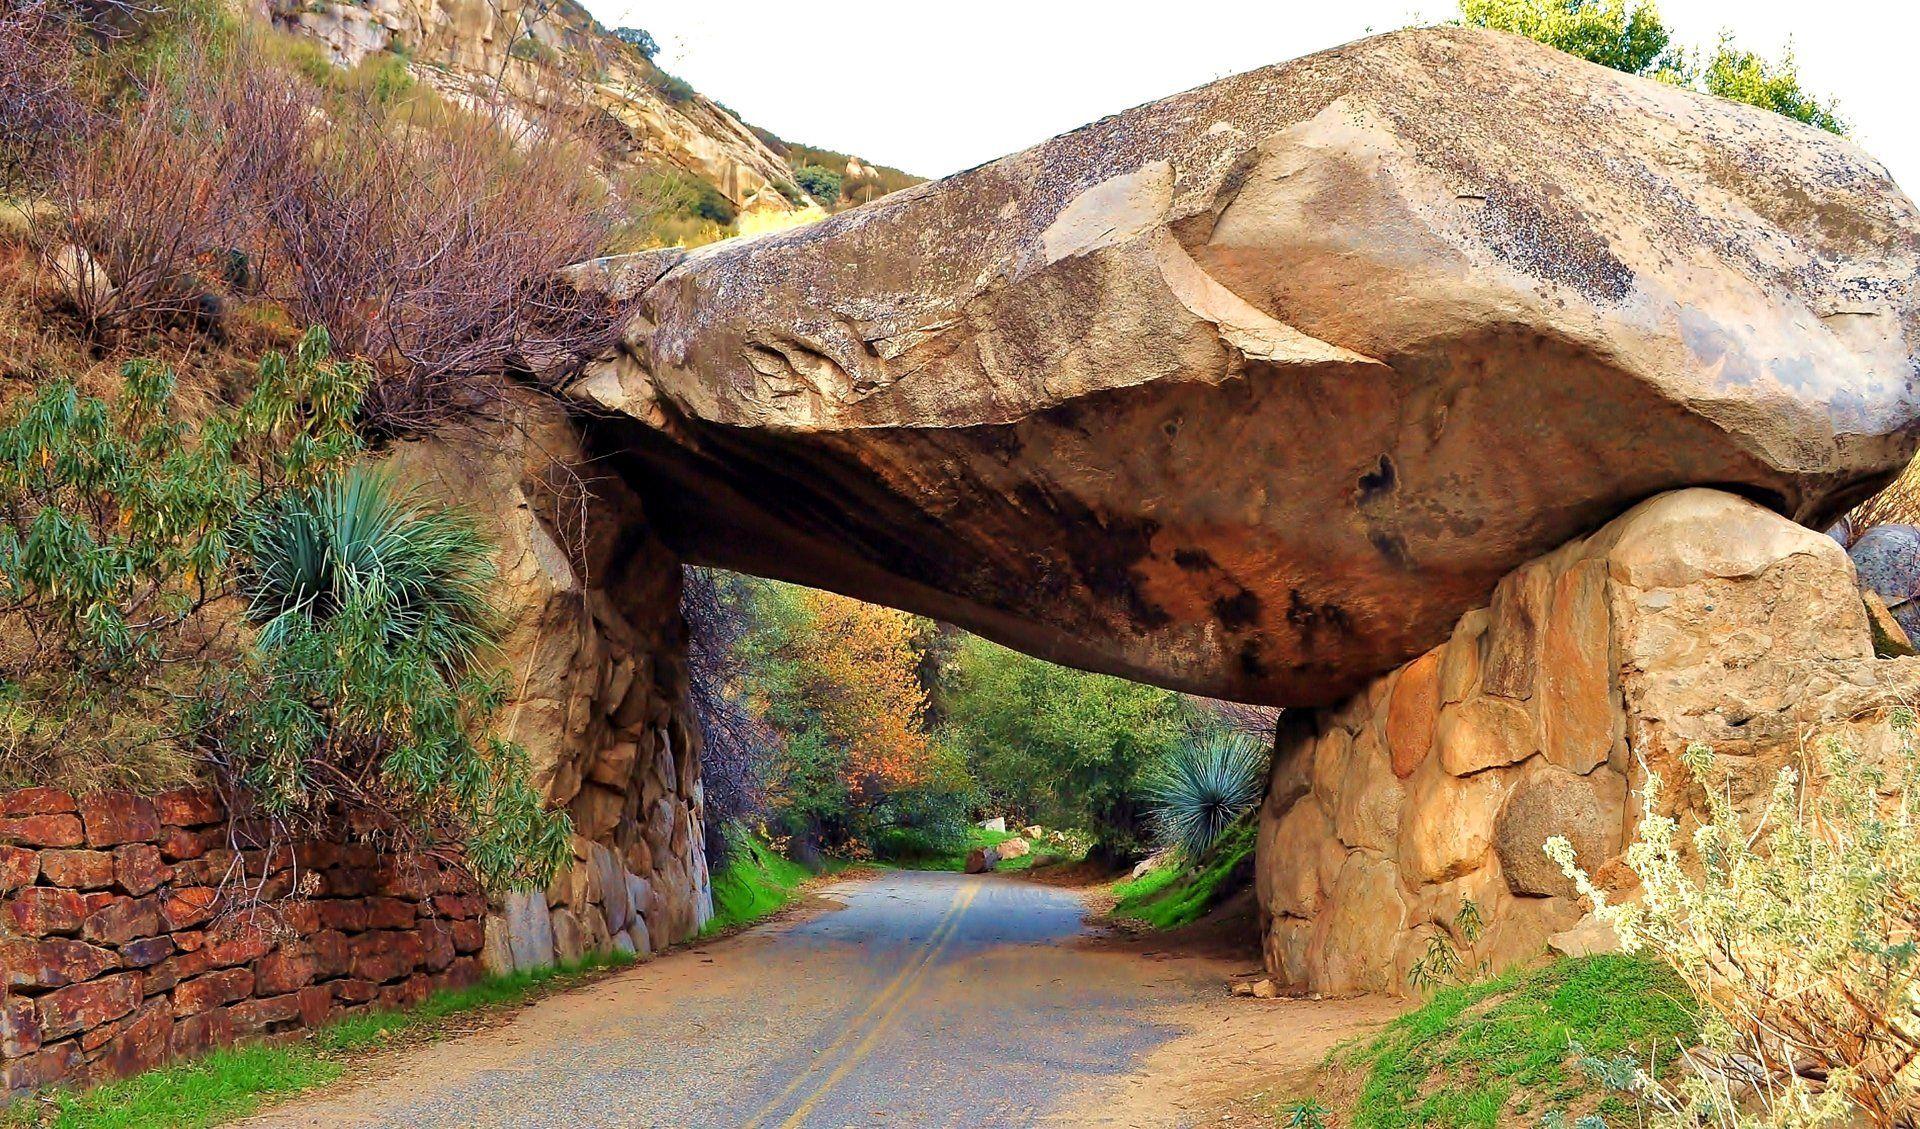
[
  {"x1": 387, "y1": 401, "x2": 714, "y2": 977},
  {"x1": 0, "y1": 787, "x2": 487, "y2": 1093},
  {"x1": 1256, "y1": 489, "x2": 1920, "y2": 995}
]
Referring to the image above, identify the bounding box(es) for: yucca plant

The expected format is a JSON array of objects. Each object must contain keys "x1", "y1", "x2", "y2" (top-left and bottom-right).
[
  {"x1": 1142, "y1": 730, "x2": 1268, "y2": 860},
  {"x1": 239, "y1": 466, "x2": 496, "y2": 673}
]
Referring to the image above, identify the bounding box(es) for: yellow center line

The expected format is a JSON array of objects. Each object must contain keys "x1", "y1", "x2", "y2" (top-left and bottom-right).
[
  {"x1": 774, "y1": 881, "x2": 981, "y2": 1129},
  {"x1": 741, "y1": 881, "x2": 976, "y2": 1129}
]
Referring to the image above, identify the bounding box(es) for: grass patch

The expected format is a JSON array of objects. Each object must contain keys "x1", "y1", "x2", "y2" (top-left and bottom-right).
[
  {"x1": 1329, "y1": 954, "x2": 1697, "y2": 1128},
  {"x1": 703, "y1": 830, "x2": 818, "y2": 935},
  {"x1": 880, "y1": 825, "x2": 1026, "y2": 872},
  {"x1": 1110, "y1": 815, "x2": 1255, "y2": 929},
  {"x1": 2, "y1": 951, "x2": 636, "y2": 1129}
]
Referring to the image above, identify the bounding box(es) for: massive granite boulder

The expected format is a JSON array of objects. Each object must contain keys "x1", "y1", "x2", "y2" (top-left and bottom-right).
[{"x1": 563, "y1": 26, "x2": 1920, "y2": 707}]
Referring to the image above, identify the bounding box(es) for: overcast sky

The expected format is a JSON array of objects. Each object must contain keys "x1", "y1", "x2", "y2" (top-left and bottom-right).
[{"x1": 584, "y1": 0, "x2": 1917, "y2": 196}]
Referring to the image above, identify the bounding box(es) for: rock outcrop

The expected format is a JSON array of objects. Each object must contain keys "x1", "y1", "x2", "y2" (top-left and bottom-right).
[
  {"x1": 1256, "y1": 489, "x2": 1920, "y2": 994},
  {"x1": 386, "y1": 396, "x2": 713, "y2": 969},
  {"x1": 269, "y1": 0, "x2": 809, "y2": 215},
  {"x1": 565, "y1": 26, "x2": 1920, "y2": 708}
]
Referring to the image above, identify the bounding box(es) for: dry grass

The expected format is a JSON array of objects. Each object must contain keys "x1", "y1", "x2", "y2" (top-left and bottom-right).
[{"x1": 1846, "y1": 459, "x2": 1920, "y2": 540}]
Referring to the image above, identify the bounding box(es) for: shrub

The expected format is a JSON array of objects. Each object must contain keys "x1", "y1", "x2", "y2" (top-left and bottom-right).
[
  {"x1": 264, "y1": 90, "x2": 617, "y2": 434},
  {"x1": 207, "y1": 465, "x2": 570, "y2": 891},
  {"x1": 792, "y1": 163, "x2": 843, "y2": 204},
  {"x1": 0, "y1": 327, "x2": 363, "y2": 789},
  {"x1": 241, "y1": 467, "x2": 495, "y2": 673},
  {"x1": 1141, "y1": 729, "x2": 1268, "y2": 859},
  {"x1": 0, "y1": 0, "x2": 83, "y2": 189},
  {"x1": 38, "y1": 40, "x2": 308, "y2": 338},
  {"x1": 1548, "y1": 722, "x2": 1920, "y2": 1126},
  {"x1": 613, "y1": 26, "x2": 659, "y2": 60},
  {"x1": 651, "y1": 70, "x2": 696, "y2": 104}
]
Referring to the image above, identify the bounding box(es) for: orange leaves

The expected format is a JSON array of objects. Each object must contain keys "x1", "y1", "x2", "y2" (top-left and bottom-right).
[{"x1": 781, "y1": 588, "x2": 933, "y2": 794}]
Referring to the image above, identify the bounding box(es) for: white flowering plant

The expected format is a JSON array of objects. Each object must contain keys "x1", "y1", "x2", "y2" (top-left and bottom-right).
[{"x1": 1546, "y1": 709, "x2": 1920, "y2": 1128}]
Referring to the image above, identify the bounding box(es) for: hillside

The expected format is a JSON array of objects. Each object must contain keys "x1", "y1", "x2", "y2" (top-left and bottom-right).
[{"x1": 265, "y1": 0, "x2": 919, "y2": 243}]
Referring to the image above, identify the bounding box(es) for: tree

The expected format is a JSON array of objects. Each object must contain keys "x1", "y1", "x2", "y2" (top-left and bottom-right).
[
  {"x1": 1701, "y1": 35, "x2": 1844, "y2": 133},
  {"x1": 1459, "y1": 0, "x2": 1844, "y2": 134},
  {"x1": 734, "y1": 582, "x2": 964, "y2": 851},
  {"x1": 1460, "y1": 0, "x2": 1679, "y2": 76},
  {"x1": 940, "y1": 635, "x2": 1197, "y2": 863},
  {"x1": 614, "y1": 27, "x2": 659, "y2": 60}
]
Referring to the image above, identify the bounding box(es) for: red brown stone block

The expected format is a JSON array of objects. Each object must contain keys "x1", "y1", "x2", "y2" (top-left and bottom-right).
[
  {"x1": 38, "y1": 850, "x2": 114, "y2": 890},
  {"x1": 430, "y1": 893, "x2": 485, "y2": 920},
  {"x1": 349, "y1": 931, "x2": 424, "y2": 984},
  {"x1": 117, "y1": 936, "x2": 174, "y2": 969},
  {"x1": 0, "y1": 996, "x2": 41, "y2": 1057},
  {"x1": 78, "y1": 793, "x2": 160, "y2": 848},
  {"x1": 229, "y1": 993, "x2": 302, "y2": 1036},
  {"x1": 316, "y1": 899, "x2": 369, "y2": 932},
  {"x1": 0, "y1": 847, "x2": 37, "y2": 893},
  {"x1": 202, "y1": 914, "x2": 274, "y2": 968},
  {"x1": 310, "y1": 930, "x2": 351, "y2": 979},
  {"x1": 37, "y1": 972, "x2": 139, "y2": 1041},
  {"x1": 172, "y1": 967, "x2": 253, "y2": 1017},
  {"x1": 81, "y1": 895, "x2": 158, "y2": 945},
  {"x1": 6, "y1": 887, "x2": 89, "y2": 936},
  {"x1": 158, "y1": 826, "x2": 220, "y2": 862},
  {"x1": 0, "y1": 937, "x2": 120, "y2": 989},
  {"x1": 112, "y1": 844, "x2": 169, "y2": 896},
  {"x1": 296, "y1": 985, "x2": 331, "y2": 1028},
  {"x1": 152, "y1": 788, "x2": 223, "y2": 828},
  {"x1": 375, "y1": 973, "x2": 431, "y2": 1011},
  {"x1": 331, "y1": 978, "x2": 378, "y2": 1005},
  {"x1": 449, "y1": 917, "x2": 485, "y2": 955},
  {"x1": 364, "y1": 897, "x2": 415, "y2": 930},
  {"x1": 158, "y1": 887, "x2": 219, "y2": 931},
  {"x1": 253, "y1": 948, "x2": 317, "y2": 995},
  {"x1": 2, "y1": 1040, "x2": 78, "y2": 1092},
  {"x1": 0, "y1": 814, "x2": 84, "y2": 849},
  {"x1": 0, "y1": 790, "x2": 75, "y2": 818},
  {"x1": 95, "y1": 999, "x2": 170, "y2": 1079},
  {"x1": 167, "y1": 1007, "x2": 233, "y2": 1060}
]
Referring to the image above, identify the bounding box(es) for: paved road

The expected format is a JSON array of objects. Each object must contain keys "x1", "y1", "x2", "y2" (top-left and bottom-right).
[{"x1": 242, "y1": 870, "x2": 1237, "y2": 1128}]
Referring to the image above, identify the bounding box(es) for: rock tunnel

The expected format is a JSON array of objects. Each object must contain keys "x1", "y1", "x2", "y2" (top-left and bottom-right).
[{"x1": 439, "y1": 26, "x2": 1920, "y2": 990}]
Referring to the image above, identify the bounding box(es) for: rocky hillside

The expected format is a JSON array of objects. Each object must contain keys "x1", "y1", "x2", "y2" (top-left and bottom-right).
[{"x1": 260, "y1": 0, "x2": 874, "y2": 232}]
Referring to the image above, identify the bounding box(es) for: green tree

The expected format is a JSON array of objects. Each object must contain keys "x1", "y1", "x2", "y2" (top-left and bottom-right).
[
  {"x1": 940, "y1": 635, "x2": 1197, "y2": 863},
  {"x1": 1700, "y1": 34, "x2": 1844, "y2": 133},
  {"x1": 1460, "y1": 0, "x2": 1679, "y2": 76},
  {"x1": 1459, "y1": 0, "x2": 1844, "y2": 133}
]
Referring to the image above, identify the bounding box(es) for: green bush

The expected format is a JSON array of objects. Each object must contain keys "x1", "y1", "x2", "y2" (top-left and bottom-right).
[
  {"x1": 792, "y1": 163, "x2": 842, "y2": 203},
  {"x1": 206, "y1": 466, "x2": 569, "y2": 892},
  {"x1": 1141, "y1": 729, "x2": 1267, "y2": 859}
]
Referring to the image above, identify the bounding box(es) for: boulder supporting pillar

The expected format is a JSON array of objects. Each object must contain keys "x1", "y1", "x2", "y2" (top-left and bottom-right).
[
  {"x1": 1256, "y1": 488, "x2": 1917, "y2": 995},
  {"x1": 388, "y1": 397, "x2": 714, "y2": 974}
]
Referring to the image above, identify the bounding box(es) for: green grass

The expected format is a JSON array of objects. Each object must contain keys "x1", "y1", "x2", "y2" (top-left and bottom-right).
[
  {"x1": 2, "y1": 951, "x2": 636, "y2": 1129},
  {"x1": 702, "y1": 830, "x2": 819, "y2": 935},
  {"x1": 878, "y1": 826, "x2": 1056, "y2": 872},
  {"x1": 1110, "y1": 815, "x2": 1256, "y2": 929},
  {"x1": 1335, "y1": 954, "x2": 1697, "y2": 1128}
]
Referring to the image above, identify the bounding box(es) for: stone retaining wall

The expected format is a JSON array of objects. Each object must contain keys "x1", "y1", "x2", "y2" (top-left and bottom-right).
[
  {"x1": 1255, "y1": 489, "x2": 1920, "y2": 995},
  {"x1": 0, "y1": 787, "x2": 487, "y2": 1093}
]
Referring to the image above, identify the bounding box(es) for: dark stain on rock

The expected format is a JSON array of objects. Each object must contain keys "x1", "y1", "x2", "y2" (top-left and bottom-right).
[
  {"x1": 1213, "y1": 588, "x2": 1262, "y2": 630},
  {"x1": 1369, "y1": 528, "x2": 1416, "y2": 570},
  {"x1": 1285, "y1": 590, "x2": 1351, "y2": 639},
  {"x1": 1238, "y1": 639, "x2": 1269, "y2": 679},
  {"x1": 1355, "y1": 453, "x2": 1397, "y2": 504},
  {"x1": 1173, "y1": 548, "x2": 1217, "y2": 571}
]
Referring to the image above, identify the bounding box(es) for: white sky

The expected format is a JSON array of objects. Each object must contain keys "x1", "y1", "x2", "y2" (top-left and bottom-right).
[{"x1": 584, "y1": 0, "x2": 1918, "y2": 196}]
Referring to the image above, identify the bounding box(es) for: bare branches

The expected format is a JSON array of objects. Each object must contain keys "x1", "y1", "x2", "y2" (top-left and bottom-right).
[{"x1": 265, "y1": 91, "x2": 620, "y2": 436}]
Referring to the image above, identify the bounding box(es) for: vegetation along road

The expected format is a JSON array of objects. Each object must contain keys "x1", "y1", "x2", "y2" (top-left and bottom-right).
[{"x1": 237, "y1": 869, "x2": 1373, "y2": 1128}]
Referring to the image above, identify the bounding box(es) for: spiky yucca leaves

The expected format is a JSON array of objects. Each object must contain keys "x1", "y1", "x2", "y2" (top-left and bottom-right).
[
  {"x1": 1143, "y1": 730, "x2": 1268, "y2": 860},
  {"x1": 240, "y1": 466, "x2": 495, "y2": 674},
  {"x1": 213, "y1": 465, "x2": 569, "y2": 892}
]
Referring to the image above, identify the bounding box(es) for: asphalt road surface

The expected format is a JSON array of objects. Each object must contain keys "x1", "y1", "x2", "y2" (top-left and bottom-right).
[{"x1": 240, "y1": 869, "x2": 1245, "y2": 1128}]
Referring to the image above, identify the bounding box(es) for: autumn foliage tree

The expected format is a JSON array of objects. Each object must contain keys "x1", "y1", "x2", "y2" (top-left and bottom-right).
[{"x1": 732, "y1": 581, "x2": 967, "y2": 852}]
